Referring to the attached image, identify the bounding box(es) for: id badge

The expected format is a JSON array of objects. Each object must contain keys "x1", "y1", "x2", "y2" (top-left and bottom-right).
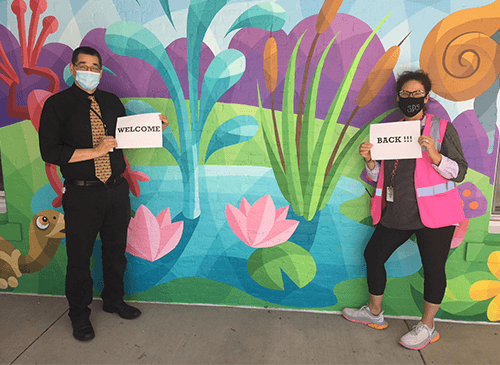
[{"x1": 386, "y1": 186, "x2": 394, "y2": 202}]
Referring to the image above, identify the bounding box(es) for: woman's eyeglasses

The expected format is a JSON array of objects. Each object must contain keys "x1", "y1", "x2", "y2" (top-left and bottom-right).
[
  {"x1": 398, "y1": 90, "x2": 427, "y2": 98},
  {"x1": 74, "y1": 63, "x2": 101, "y2": 73}
]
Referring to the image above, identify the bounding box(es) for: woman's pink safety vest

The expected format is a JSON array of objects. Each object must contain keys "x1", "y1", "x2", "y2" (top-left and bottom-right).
[{"x1": 370, "y1": 114, "x2": 465, "y2": 228}]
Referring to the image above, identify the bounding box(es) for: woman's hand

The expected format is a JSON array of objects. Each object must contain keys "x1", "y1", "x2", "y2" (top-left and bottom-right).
[
  {"x1": 159, "y1": 114, "x2": 169, "y2": 131},
  {"x1": 359, "y1": 142, "x2": 373, "y2": 161},
  {"x1": 359, "y1": 142, "x2": 376, "y2": 170},
  {"x1": 418, "y1": 135, "x2": 442, "y2": 165}
]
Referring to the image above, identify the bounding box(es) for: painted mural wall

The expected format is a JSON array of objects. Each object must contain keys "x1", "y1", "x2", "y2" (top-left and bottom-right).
[{"x1": 1, "y1": 0, "x2": 500, "y2": 323}]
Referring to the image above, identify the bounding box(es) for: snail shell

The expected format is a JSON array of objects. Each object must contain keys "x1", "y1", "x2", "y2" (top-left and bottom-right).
[{"x1": 420, "y1": 0, "x2": 500, "y2": 101}]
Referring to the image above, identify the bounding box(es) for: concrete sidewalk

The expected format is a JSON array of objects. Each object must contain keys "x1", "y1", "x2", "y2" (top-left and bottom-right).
[{"x1": 1, "y1": 293, "x2": 499, "y2": 365}]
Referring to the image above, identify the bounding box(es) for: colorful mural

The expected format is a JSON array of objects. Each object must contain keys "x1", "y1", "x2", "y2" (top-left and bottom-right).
[{"x1": 1, "y1": 0, "x2": 500, "y2": 323}]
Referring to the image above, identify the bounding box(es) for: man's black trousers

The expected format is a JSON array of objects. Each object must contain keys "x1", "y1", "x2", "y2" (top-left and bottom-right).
[{"x1": 62, "y1": 179, "x2": 131, "y2": 320}]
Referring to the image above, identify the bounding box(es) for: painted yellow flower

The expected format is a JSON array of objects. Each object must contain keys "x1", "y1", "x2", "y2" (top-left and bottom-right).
[{"x1": 469, "y1": 251, "x2": 500, "y2": 321}]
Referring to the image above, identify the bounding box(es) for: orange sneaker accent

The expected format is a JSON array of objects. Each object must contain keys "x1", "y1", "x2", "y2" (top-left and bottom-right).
[{"x1": 367, "y1": 322, "x2": 389, "y2": 330}]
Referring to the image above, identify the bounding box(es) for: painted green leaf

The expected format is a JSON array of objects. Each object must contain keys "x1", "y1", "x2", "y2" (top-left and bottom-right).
[
  {"x1": 124, "y1": 100, "x2": 158, "y2": 115},
  {"x1": 187, "y1": 0, "x2": 232, "y2": 133},
  {"x1": 247, "y1": 241, "x2": 316, "y2": 291},
  {"x1": 135, "y1": 1, "x2": 174, "y2": 28},
  {"x1": 159, "y1": 0, "x2": 175, "y2": 29},
  {"x1": 339, "y1": 192, "x2": 371, "y2": 225},
  {"x1": 198, "y1": 49, "x2": 246, "y2": 142},
  {"x1": 440, "y1": 270, "x2": 497, "y2": 316},
  {"x1": 205, "y1": 115, "x2": 258, "y2": 162},
  {"x1": 225, "y1": 3, "x2": 287, "y2": 36}
]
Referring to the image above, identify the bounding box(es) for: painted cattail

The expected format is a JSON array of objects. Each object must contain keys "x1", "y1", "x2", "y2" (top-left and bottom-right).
[
  {"x1": 316, "y1": 0, "x2": 344, "y2": 34},
  {"x1": 263, "y1": 31, "x2": 278, "y2": 93},
  {"x1": 356, "y1": 32, "x2": 411, "y2": 107},
  {"x1": 296, "y1": 0, "x2": 344, "y2": 165},
  {"x1": 264, "y1": 28, "x2": 286, "y2": 173}
]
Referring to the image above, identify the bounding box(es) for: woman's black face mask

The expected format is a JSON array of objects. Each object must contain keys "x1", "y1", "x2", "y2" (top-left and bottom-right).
[{"x1": 398, "y1": 96, "x2": 426, "y2": 118}]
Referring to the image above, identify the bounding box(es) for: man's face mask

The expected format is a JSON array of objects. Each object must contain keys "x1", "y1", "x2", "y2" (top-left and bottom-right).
[{"x1": 75, "y1": 70, "x2": 101, "y2": 91}]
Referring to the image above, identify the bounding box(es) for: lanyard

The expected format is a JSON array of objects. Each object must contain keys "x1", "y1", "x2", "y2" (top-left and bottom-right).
[
  {"x1": 90, "y1": 106, "x2": 108, "y2": 135},
  {"x1": 73, "y1": 87, "x2": 109, "y2": 135},
  {"x1": 389, "y1": 159, "x2": 399, "y2": 188}
]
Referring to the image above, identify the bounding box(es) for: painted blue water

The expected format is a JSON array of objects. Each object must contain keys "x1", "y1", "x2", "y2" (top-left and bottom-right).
[{"x1": 31, "y1": 165, "x2": 422, "y2": 308}]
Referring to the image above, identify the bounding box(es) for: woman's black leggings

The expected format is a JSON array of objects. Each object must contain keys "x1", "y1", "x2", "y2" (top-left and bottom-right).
[{"x1": 364, "y1": 224, "x2": 456, "y2": 305}]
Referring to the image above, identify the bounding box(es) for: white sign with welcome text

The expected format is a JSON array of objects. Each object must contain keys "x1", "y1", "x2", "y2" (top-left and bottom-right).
[
  {"x1": 370, "y1": 121, "x2": 422, "y2": 160},
  {"x1": 115, "y1": 113, "x2": 162, "y2": 149}
]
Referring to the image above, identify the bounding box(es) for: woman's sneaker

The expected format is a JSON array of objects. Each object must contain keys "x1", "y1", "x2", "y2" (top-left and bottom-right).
[
  {"x1": 342, "y1": 305, "x2": 388, "y2": 330},
  {"x1": 399, "y1": 321, "x2": 439, "y2": 350}
]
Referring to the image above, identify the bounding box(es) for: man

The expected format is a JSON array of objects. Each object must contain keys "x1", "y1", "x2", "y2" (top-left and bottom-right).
[{"x1": 39, "y1": 46, "x2": 168, "y2": 341}]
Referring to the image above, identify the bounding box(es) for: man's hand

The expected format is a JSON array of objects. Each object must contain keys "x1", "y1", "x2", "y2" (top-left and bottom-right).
[
  {"x1": 95, "y1": 136, "x2": 118, "y2": 157},
  {"x1": 160, "y1": 114, "x2": 169, "y2": 132}
]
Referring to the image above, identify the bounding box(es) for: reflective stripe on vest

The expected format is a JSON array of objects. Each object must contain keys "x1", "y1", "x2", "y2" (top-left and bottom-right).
[
  {"x1": 426, "y1": 116, "x2": 442, "y2": 152},
  {"x1": 430, "y1": 116, "x2": 442, "y2": 152},
  {"x1": 416, "y1": 181, "x2": 456, "y2": 197}
]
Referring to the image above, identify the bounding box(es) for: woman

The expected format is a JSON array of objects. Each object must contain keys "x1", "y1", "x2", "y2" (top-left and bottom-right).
[{"x1": 342, "y1": 70, "x2": 467, "y2": 350}]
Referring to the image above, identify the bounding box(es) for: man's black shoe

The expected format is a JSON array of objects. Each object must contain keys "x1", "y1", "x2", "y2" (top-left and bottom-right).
[
  {"x1": 102, "y1": 301, "x2": 141, "y2": 319},
  {"x1": 71, "y1": 318, "x2": 95, "y2": 341}
]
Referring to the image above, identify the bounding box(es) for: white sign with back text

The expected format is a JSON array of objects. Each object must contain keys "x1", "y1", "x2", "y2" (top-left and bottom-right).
[
  {"x1": 369, "y1": 120, "x2": 422, "y2": 160},
  {"x1": 115, "y1": 113, "x2": 162, "y2": 149}
]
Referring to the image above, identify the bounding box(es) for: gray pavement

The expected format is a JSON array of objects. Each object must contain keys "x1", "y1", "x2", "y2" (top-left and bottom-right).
[{"x1": 1, "y1": 293, "x2": 499, "y2": 365}]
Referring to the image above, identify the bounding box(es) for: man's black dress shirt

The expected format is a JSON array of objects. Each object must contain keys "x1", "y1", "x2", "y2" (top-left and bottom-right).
[{"x1": 39, "y1": 84, "x2": 126, "y2": 181}]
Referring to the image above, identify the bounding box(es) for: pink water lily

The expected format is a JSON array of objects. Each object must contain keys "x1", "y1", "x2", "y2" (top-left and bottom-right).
[
  {"x1": 226, "y1": 195, "x2": 299, "y2": 248},
  {"x1": 126, "y1": 205, "x2": 183, "y2": 261}
]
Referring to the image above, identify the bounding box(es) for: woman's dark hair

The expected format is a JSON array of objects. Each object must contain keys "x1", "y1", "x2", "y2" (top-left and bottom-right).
[
  {"x1": 396, "y1": 69, "x2": 432, "y2": 95},
  {"x1": 71, "y1": 46, "x2": 102, "y2": 68}
]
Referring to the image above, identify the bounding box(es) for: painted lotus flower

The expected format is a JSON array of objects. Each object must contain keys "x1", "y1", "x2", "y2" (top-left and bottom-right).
[
  {"x1": 126, "y1": 205, "x2": 183, "y2": 262},
  {"x1": 469, "y1": 251, "x2": 500, "y2": 321},
  {"x1": 226, "y1": 195, "x2": 299, "y2": 248}
]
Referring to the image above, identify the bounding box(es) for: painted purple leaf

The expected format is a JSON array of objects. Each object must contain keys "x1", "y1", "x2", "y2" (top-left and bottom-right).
[{"x1": 453, "y1": 110, "x2": 499, "y2": 184}]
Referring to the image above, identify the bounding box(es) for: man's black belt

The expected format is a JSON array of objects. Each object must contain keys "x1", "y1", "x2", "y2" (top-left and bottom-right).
[{"x1": 65, "y1": 174, "x2": 124, "y2": 187}]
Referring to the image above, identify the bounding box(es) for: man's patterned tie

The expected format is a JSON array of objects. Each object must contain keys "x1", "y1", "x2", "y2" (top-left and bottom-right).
[{"x1": 89, "y1": 95, "x2": 111, "y2": 183}]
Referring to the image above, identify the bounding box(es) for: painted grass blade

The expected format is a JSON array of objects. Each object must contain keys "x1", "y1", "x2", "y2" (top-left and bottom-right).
[
  {"x1": 257, "y1": 81, "x2": 290, "y2": 200},
  {"x1": 300, "y1": 34, "x2": 338, "y2": 191},
  {"x1": 282, "y1": 32, "x2": 306, "y2": 215},
  {"x1": 302, "y1": 13, "x2": 391, "y2": 220},
  {"x1": 159, "y1": 0, "x2": 176, "y2": 29},
  {"x1": 225, "y1": 3, "x2": 286, "y2": 36},
  {"x1": 317, "y1": 108, "x2": 397, "y2": 211}
]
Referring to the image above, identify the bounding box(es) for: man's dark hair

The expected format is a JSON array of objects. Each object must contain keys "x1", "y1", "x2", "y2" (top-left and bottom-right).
[
  {"x1": 72, "y1": 46, "x2": 102, "y2": 68},
  {"x1": 396, "y1": 69, "x2": 432, "y2": 95}
]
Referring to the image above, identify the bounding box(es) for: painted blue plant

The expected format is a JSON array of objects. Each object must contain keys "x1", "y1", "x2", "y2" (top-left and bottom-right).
[{"x1": 104, "y1": 0, "x2": 287, "y2": 219}]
